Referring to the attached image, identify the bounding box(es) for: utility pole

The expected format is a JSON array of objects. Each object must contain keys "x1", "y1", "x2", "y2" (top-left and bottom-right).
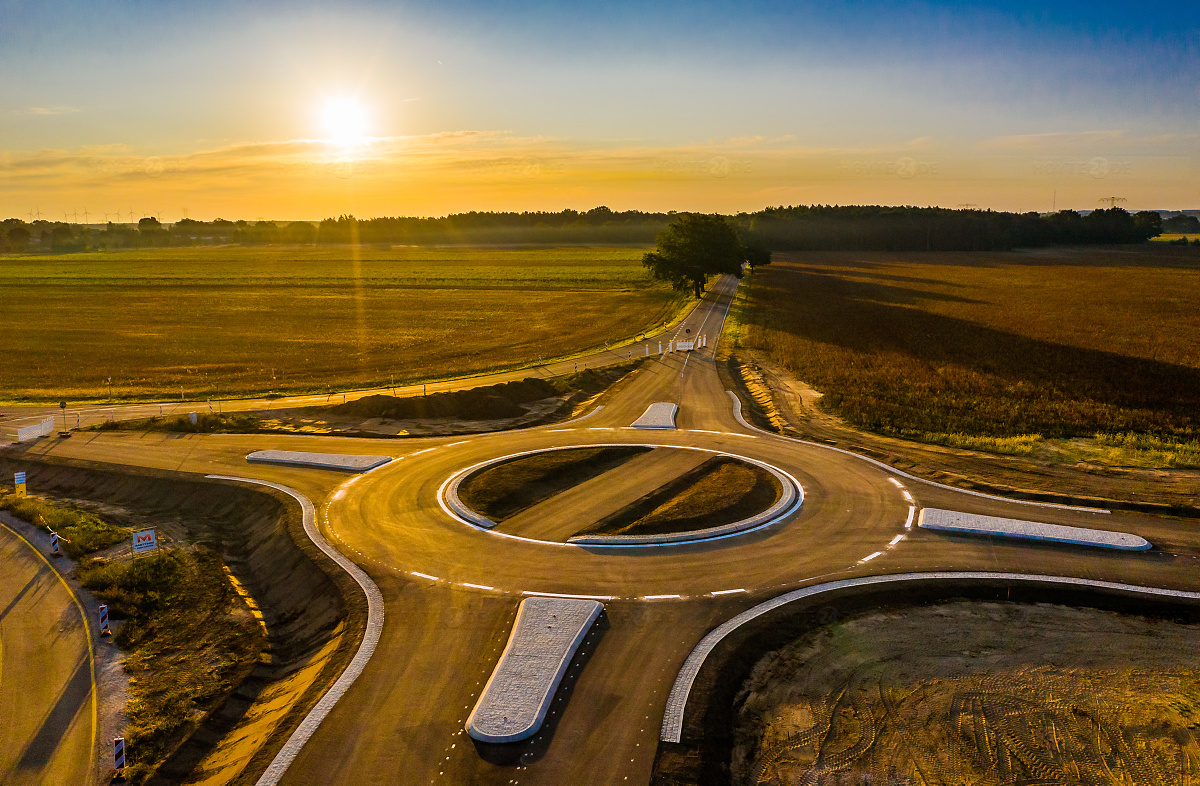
[{"x1": 1098, "y1": 196, "x2": 1127, "y2": 209}]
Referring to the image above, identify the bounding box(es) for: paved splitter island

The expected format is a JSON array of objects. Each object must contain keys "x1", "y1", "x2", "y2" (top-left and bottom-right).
[
  {"x1": 631, "y1": 402, "x2": 678, "y2": 430},
  {"x1": 466, "y1": 597, "x2": 603, "y2": 743},
  {"x1": 919, "y1": 508, "x2": 1151, "y2": 550},
  {"x1": 246, "y1": 450, "x2": 392, "y2": 472}
]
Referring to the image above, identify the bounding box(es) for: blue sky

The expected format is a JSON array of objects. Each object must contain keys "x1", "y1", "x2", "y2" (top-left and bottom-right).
[{"x1": 2, "y1": 0, "x2": 1196, "y2": 217}]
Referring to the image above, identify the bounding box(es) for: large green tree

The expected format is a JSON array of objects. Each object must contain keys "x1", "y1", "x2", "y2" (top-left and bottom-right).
[{"x1": 642, "y1": 213, "x2": 747, "y2": 296}]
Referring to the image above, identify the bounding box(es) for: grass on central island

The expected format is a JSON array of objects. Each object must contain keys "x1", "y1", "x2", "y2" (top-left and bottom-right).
[
  {"x1": 573, "y1": 456, "x2": 782, "y2": 538},
  {"x1": 457, "y1": 446, "x2": 652, "y2": 522}
]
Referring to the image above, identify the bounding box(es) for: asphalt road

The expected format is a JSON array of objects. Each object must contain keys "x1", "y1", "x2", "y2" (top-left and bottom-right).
[
  {"x1": 0, "y1": 521, "x2": 96, "y2": 786},
  {"x1": 10, "y1": 273, "x2": 1200, "y2": 785}
]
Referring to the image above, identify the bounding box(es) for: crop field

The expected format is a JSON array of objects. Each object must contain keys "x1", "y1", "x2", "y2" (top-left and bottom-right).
[
  {"x1": 738, "y1": 247, "x2": 1200, "y2": 445},
  {"x1": 734, "y1": 601, "x2": 1200, "y2": 786},
  {"x1": 0, "y1": 246, "x2": 683, "y2": 401}
]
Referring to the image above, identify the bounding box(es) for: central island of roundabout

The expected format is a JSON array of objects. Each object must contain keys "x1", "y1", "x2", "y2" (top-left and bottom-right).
[{"x1": 440, "y1": 443, "x2": 803, "y2": 546}]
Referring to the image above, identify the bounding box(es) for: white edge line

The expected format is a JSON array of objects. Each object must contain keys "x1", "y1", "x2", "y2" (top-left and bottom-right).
[
  {"x1": 888, "y1": 477, "x2": 903, "y2": 487},
  {"x1": 462, "y1": 582, "x2": 495, "y2": 591},
  {"x1": 905, "y1": 506, "x2": 916, "y2": 529},
  {"x1": 902, "y1": 491, "x2": 914, "y2": 502},
  {"x1": 710, "y1": 588, "x2": 746, "y2": 596},
  {"x1": 410, "y1": 447, "x2": 436, "y2": 456},
  {"x1": 725, "y1": 391, "x2": 1110, "y2": 514},
  {"x1": 888, "y1": 534, "x2": 904, "y2": 546},
  {"x1": 204, "y1": 476, "x2": 384, "y2": 786},
  {"x1": 860, "y1": 551, "x2": 883, "y2": 562},
  {"x1": 643, "y1": 594, "x2": 682, "y2": 600},
  {"x1": 411, "y1": 572, "x2": 439, "y2": 581}
]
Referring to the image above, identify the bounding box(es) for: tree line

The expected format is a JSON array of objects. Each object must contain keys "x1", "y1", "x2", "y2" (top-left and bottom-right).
[{"x1": 1, "y1": 204, "x2": 1186, "y2": 255}]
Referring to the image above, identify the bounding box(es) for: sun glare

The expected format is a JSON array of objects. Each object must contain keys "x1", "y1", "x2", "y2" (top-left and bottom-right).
[{"x1": 320, "y1": 97, "x2": 370, "y2": 146}]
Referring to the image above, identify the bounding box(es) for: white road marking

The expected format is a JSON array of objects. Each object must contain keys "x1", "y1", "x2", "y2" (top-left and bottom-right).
[
  {"x1": 689, "y1": 429, "x2": 721, "y2": 434},
  {"x1": 410, "y1": 447, "x2": 436, "y2": 456},
  {"x1": 444, "y1": 440, "x2": 471, "y2": 448},
  {"x1": 709, "y1": 588, "x2": 746, "y2": 596},
  {"x1": 522, "y1": 591, "x2": 615, "y2": 600},
  {"x1": 462, "y1": 582, "x2": 495, "y2": 591},
  {"x1": 546, "y1": 429, "x2": 574, "y2": 433},
  {"x1": 642, "y1": 594, "x2": 682, "y2": 600},
  {"x1": 588, "y1": 427, "x2": 615, "y2": 431},
  {"x1": 889, "y1": 534, "x2": 904, "y2": 546},
  {"x1": 888, "y1": 477, "x2": 903, "y2": 488},
  {"x1": 902, "y1": 491, "x2": 914, "y2": 502},
  {"x1": 905, "y1": 506, "x2": 916, "y2": 529},
  {"x1": 860, "y1": 551, "x2": 883, "y2": 563},
  {"x1": 411, "y1": 572, "x2": 440, "y2": 581},
  {"x1": 727, "y1": 433, "x2": 755, "y2": 438}
]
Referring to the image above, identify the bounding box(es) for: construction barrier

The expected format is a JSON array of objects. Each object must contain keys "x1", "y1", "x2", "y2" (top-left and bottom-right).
[
  {"x1": 99, "y1": 604, "x2": 111, "y2": 636},
  {"x1": 16, "y1": 417, "x2": 54, "y2": 443},
  {"x1": 14, "y1": 471, "x2": 26, "y2": 497},
  {"x1": 114, "y1": 737, "x2": 126, "y2": 777}
]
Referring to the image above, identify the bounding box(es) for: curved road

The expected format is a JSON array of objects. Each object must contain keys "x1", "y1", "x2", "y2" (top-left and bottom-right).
[
  {"x1": 12, "y1": 274, "x2": 1200, "y2": 784},
  {"x1": 0, "y1": 521, "x2": 96, "y2": 786}
]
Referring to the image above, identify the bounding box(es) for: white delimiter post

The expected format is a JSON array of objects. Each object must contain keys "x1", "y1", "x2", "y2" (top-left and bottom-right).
[{"x1": 658, "y1": 342, "x2": 662, "y2": 354}]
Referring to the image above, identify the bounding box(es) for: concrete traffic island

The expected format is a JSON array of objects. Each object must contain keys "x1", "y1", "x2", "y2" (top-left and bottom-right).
[
  {"x1": 466, "y1": 597, "x2": 603, "y2": 744},
  {"x1": 919, "y1": 508, "x2": 1151, "y2": 550},
  {"x1": 631, "y1": 402, "x2": 678, "y2": 430},
  {"x1": 245, "y1": 450, "x2": 392, "y2": 472}
]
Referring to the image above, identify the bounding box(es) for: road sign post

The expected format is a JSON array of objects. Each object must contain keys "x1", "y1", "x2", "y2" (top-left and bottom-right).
[
  {"x1": 132, "y1": 528, "x2": 158, "y2": 559},
  {"x1": 114, "y1": 737, "x2": 126, "y2": 778},
  {"x1": 14, "y1": 471, "x2": 26, "y2": 497}
]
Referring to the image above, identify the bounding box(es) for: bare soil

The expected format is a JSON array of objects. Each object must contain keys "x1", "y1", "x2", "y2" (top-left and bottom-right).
[
  {"x1": 734, "y1": 601, "x2": 1200, "y2": 786},
  {"x1": 458, "y1": 446, "x2": 652, "y2": 521},
  {"x1": 575, "y1": 456, "x2": 782, "y2": 538}
]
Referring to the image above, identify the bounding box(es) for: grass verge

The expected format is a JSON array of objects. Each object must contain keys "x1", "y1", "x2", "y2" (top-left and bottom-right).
[
  {"x1": 78, "y1": 549, "x2": 264, "y2": 783},
  {"x1": 0, "y1": 492, "x2": 129, "y2": 557},
  {"x1": 575, "y1": 456, "x2": 781, "y2": 538},
  {"x1": 0, "y1": 491, "x2": 264, "y2": 784},
  {"x1": 458, "y1": 446, "x2": 652, "y2": 521}
]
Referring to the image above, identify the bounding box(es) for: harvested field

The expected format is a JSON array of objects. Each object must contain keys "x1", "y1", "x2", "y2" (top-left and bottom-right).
[
  {"x1": 0, "y1": 246, "x2": 684, "y2": 402},
  {"x1": 458, "y1": 446, "x2": 652, "y2": 522},
  {"x1": 574, "y1": 456, "x2": 781, "y2": 538},
  {"x1": 734, "y1": 601, "x2": 1200, "y2": 786},
  {"x1": 739, "y1": 247, "x2": 1200, "y2": 442}
]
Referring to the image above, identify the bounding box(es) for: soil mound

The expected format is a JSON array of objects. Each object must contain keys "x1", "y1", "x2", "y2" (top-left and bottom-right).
[{"x1": 330, "y1": 377, "x2": 559, "y2": 421}]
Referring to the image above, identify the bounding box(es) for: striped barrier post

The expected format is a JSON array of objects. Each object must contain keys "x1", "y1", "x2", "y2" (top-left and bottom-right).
[
  {"x1": 50, "y1": 531, "x2": 61, "y2": 557},
  {"x1": 99, "y1": 604, "x2": 111, "y2": 636},
  {"x1": 114, "y1": 737, "x2": 126, "y2": 777}
]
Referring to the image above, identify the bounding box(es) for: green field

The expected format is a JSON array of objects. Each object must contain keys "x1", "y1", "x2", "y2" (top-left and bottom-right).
[
  {"x1": 739, "y1": 247, "x2": 1200, "y2": 445},
  {"x1": 0, "y1": 246, "x2": 684, "y2": 401}
]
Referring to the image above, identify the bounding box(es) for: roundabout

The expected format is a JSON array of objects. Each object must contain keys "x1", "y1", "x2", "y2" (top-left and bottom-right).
[
  {"x1": 440, "y1": 443, "x2": 803, "y2": 547},
  {"x1": 14, "y1": 274, "x2": 1197, "y2": 786}
]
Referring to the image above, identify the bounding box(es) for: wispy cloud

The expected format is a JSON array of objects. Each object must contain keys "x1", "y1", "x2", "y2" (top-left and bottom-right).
[{"x1": 12, "y1": 105, "x2": 80, "y2": 116}]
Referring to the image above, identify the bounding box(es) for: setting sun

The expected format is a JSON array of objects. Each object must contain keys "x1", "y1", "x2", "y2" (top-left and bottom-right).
[{"x1": 320, "y1": 97, "x2": 370, "y2": 146}]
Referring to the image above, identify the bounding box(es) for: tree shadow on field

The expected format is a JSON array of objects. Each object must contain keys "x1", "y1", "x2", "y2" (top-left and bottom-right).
[
  {"x1": 749, "y1": 265, "x2": 1200, "y2": 436},
  {"x1": 471, "y1": 609, "x2": 609, "y2": 767},
  {"x1": 780, "y1": 245, "x2": 1200, "y2": 270}
]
